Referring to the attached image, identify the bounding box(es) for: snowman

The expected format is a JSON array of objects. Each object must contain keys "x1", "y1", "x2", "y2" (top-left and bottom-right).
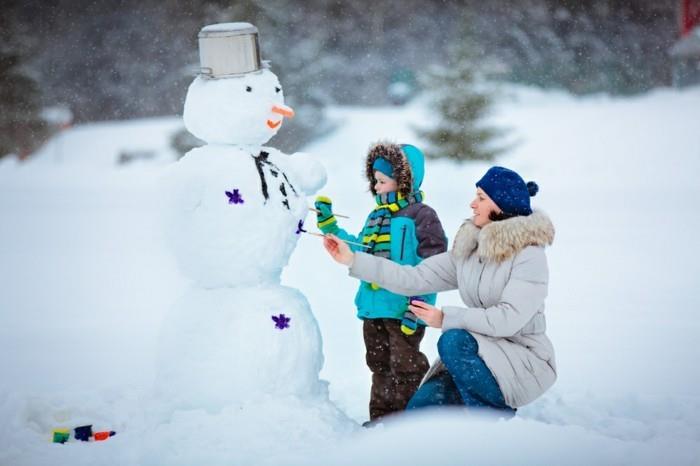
[{"x1": 156, "y1": 23, "x2": 328, "y2": 412}]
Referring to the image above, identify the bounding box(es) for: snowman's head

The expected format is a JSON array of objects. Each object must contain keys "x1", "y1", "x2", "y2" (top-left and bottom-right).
[{"x1": 183, "y1": 69, "x2": 293, "y2": 146}]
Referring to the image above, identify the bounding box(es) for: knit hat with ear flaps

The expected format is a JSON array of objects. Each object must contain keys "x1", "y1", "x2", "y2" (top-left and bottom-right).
[{"x1": 476, "y1": 166, "x2": 539, "y2": 216}]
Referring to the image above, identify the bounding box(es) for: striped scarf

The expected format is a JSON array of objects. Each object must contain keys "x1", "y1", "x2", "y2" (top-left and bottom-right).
[{"x1": 362, "y1": 191, "x2": 423, "y2": 257}]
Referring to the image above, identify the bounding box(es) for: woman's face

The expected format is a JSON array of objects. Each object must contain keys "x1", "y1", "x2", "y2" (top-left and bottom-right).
[
  {"x1": 374, "y1": 171, "x2": 398, "y2": 194},
  {"x1": 470, "y1": 187, "x2": 501, "y2": 227}
]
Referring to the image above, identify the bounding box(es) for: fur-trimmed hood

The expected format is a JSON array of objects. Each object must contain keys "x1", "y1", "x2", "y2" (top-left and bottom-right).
[
  {"x1": 365, "y1": 142, "x2": 424, "y2": 196},
  {"x1": 452, "y1": 210, "x2": 555, "y2": 262}
]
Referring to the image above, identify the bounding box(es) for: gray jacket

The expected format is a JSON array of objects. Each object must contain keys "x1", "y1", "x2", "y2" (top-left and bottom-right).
[{"x1": 349, "y1": 211, "x2": 556, "y2": 408}]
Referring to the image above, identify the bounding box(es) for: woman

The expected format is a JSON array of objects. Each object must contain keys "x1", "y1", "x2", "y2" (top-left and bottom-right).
[{"x1": 323, "y1": 166, "x2": 556, "y2": 413}]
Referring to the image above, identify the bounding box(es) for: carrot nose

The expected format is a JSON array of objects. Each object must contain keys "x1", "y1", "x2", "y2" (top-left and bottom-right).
[{"x1": 271, "y1": 104, "x2": 294, "y2": 119}]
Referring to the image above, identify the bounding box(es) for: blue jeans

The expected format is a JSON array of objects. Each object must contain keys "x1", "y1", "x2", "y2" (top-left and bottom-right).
[{"x1": 407, "y1": 329, "x2": 514, "y2": 413}]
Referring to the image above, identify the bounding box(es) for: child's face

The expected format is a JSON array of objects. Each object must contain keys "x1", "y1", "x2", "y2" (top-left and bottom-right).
[{"x1": 374, "y1": 171, "x2": 398, "y2": 194}]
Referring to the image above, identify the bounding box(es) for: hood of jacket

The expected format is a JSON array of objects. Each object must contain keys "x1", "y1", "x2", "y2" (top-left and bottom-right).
[
  {"x1": 452, "y1": 210, "x2": 555, "y2": 262},
  {"x1": 365, "y1": 142, "x2": 425, "y2": 196}
]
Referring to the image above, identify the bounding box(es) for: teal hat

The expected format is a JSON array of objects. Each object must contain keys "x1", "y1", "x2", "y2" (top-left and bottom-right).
[{"x1": 372, "y1": 157, "x2": 394, "y2": 179}]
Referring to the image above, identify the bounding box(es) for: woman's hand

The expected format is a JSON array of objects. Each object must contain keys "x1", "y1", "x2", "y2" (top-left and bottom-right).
[
  {"x1": 323, "y1": 233, "x2": 355, "y2": 266},
  {"x1": 410, "y1": 299, "x2": 444, "y2": 328}
]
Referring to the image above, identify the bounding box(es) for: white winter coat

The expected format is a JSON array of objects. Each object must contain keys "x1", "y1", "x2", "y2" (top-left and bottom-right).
[{"x1": 349, "y1": 211, "x2": 556, "y2": 408}]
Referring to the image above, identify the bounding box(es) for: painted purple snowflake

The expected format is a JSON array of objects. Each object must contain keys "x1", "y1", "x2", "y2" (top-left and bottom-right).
[
  {"x1": 295, "y1": 219, "x2": 307, "y2": 235},
  {"x1": 271, "y1": 313, "x2": 291, "y2": 330},
  {"x1": 225, "y1": 188, "x2": 244, "y2": 205}
]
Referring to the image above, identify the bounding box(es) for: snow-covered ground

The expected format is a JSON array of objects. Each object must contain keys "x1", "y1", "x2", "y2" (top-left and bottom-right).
[{"x1": 1, "y1": 85, "x2": 699, "y2": 465}]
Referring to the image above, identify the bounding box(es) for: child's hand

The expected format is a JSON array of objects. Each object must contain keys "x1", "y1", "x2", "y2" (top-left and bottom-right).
[
  {"x1": 409, "y1": 299, "x2": 444, "y2": 328},
  {"x1": 323, "y1": 233, "x2": 354, "y2": 266},
  {"x1": 315, "y1": 196, "x2": 338, "y2": 233}
]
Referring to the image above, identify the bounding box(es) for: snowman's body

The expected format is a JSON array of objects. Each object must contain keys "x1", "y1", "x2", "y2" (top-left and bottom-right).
[
  {"x1": 165, "y1": 143, "x2": 322, "y2": 287},
  {"x1": 157, "y1": 64, "x2": 327, "y2": 410}
]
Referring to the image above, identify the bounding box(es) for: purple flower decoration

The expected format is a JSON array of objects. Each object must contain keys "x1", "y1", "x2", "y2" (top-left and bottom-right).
[
  {"x1": 295, "y1": 219, "x2": 307, "y2": 235},
  {"x1": 271, "y1": 313, "x2": 291, "y2": 330},
  {"x1": 225, "y1": 188, "x2": 244, "y2": 205}
]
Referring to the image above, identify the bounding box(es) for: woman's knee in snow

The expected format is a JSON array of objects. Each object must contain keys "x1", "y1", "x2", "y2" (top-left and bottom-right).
[{"x1": 437, "y1": 329, "x2": 478, "y2": 360}]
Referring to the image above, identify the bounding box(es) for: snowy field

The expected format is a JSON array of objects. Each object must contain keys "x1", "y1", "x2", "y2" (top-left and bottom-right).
[{"x1": 1, "y1": 85, "x2": 700, "y2": 465}]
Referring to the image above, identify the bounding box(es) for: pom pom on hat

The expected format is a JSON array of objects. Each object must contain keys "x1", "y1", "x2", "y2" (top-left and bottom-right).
[{"x1": 527, "y1": 181, "x2": 539, "y2": 197}]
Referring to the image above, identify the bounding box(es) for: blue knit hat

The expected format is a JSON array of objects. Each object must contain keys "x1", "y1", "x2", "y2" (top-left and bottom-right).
[
  {"x1": 476, "y1": 166, "x2": 539, "y2": 216},
  {"x1": 372, "y1": 157, "x2": 394, "y2": 179}
]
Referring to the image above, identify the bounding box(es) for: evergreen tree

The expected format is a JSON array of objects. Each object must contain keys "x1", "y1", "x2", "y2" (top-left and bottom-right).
[
  {"x1": 415, "y1": 35, "x2": 506, "y2": 161},
  {"x1": 0, "y1": 15, "x2": 47, "y2": 159}
]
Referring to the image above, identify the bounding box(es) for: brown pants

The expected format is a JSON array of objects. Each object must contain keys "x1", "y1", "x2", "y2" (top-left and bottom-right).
[{"x1": 363, "y1": 318, "x2": 430, "y2": 420}]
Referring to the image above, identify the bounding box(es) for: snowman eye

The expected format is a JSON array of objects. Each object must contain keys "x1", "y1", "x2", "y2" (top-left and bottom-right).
[
  {"x1": 275, "y1": 86, "x2": 281, "y2": 93},
  {"x1": 246, "y1": 86, "x2": 252, "y2": 92}
]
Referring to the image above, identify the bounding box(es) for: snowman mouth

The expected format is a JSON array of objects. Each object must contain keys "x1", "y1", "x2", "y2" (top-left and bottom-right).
[{"x1": 267, "y1": 119, "x2": 282, "y2": 129}]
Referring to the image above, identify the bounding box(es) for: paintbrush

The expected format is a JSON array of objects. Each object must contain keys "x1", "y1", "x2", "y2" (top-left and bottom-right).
[
  {"x1": 308, "y1": 208, "x2": 350, "y2": 219},
  {"x1": 303, "y1": 231, "x2": 370, "y2": 249}
]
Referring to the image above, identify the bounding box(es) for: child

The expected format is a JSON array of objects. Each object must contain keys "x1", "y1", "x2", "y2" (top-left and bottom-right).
[{"x1": 315, "y1": 142, "x2": 447, "y2": 424}]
